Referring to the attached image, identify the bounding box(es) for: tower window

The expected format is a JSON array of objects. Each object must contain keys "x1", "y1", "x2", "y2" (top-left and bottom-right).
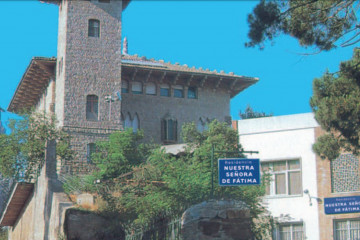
[
  {"x1": 87, "y1": 143, "x2": 96, "y2": 163},
  {"x1": 88, "y1": 19, "x2": 100, "y2": 38},
  {"x1": 86, "y1": 95, "x2": 99, "y2": 121}
]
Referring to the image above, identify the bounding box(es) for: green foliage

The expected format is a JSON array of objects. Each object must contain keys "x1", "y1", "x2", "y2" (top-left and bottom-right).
[
  {"x1": 246, "y1": 0, "x2": 358, "y2": 51},
  {"x1": 311, "y1": 48, "x2": 360, "y2": 159},
  {"x1": 239, "y1": 105, "x2": 273, "y2": 119},
  {"x1": 0, "y1": 227, "x2": 7, "y2": 240},
  {"x1": 62, "y1": 174, "x2": 97, "y2": 195},
  {"x1": 91, "y1": 121, "x2": 268, "y2": 235},
  {"x1": 91, "y1": 129, "x2": 152, "y2": 180},
  {"x1": 0, "y1": 113, "x2": 73, "y2": 180},
  {"x1": 312, "y1": 133, "x2": 340, "y2": 160}
]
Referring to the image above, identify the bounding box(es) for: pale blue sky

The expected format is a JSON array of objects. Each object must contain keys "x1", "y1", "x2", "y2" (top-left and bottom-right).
[{"x1": 0, "y1": 1, "x2": 355, "y2": 131}]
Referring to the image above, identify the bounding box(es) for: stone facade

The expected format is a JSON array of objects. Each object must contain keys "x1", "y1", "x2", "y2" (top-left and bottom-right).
[
  {"x1": 7, "y1": 141, "x2": 73, "y2": 240},
  {"x1": 55, "y1": 0, "x2": 123, "y2": 174},
  {"x1": 9, "y1": 0, "x2": 258, "y2": 175}
]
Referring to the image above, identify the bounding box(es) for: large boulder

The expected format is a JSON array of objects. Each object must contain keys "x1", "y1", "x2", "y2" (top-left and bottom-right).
[
  {"x1": 181, "y1": 200, "x2": 253, "y2": 240},
  {"x1": 64, "y1": 208, "x2": 125, "y2": 240}
]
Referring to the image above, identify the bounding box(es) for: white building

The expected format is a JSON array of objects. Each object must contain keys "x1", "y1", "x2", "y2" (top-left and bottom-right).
[{"x1": 236, "y1": 113, "x2": 320, "y2": 240}]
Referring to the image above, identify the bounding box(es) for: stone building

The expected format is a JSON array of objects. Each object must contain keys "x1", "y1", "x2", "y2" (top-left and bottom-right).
[
  {"x1": 235, "y1": 113, "x2": 360, "y2": 240},
  {"x1": 7, "y1": 0, "x2": 258, "y2": 175}
]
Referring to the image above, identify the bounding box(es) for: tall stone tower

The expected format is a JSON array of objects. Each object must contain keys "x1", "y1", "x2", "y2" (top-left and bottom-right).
[{"x1": 50, "y1": 0, "x2": 124, "y2": 174}]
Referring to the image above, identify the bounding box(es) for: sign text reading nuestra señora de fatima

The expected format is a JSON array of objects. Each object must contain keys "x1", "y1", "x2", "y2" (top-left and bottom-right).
[{"x1": 218, "y1": 159, "x2": 260, "y2": 186}]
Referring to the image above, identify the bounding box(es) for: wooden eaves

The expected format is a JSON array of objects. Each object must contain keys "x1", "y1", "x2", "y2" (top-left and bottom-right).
[
  {"x1": 0, "y1": 182, "x2": 34, "y2": 227},
  {"x1": 7, "y1": 57, "x2": 56, "y2": 113}
]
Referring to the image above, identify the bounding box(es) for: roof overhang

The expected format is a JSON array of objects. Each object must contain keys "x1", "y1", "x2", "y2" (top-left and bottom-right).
[
  {"x1": 0, "y1": 182, "x2": 34, "y2": 227},
  {"x1": 8, "y1": 57, "x2": 56, "y2": 113},
  {"x1": 121, "y1": 63, "x2": 258, "y2": 98}
]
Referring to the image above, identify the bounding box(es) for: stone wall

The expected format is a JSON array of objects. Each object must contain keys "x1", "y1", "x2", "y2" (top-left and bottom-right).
[
  {"x1": 8, "y1": 141, "x2": 73, "y2": 240},
  {"x1": 55, "y1": 0, "x2": 123, "y2": 174},
  {"x1": 122, "y1": 86, "x2": 230, "y2": 143},
  {"x1": 181, "y1": 200, "x2": 253, "y2": 240}
]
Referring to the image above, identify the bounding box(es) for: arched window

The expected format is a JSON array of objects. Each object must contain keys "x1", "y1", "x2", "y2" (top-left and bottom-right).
[
  {"x1": 88, "y1": 19, "x2": 100, "y2": 37},
  {"x1": 146, "y1": 82, "x2": 156, "y2": 95},
  {"x1": 132, "y1": 114, "x2": 139, "y2": 133},
  {"x1": 121, "y1": 80, "x2": 129, "y2": 93},
  {"x1": 132, "y1": 82, "x2": 143, "y2": 94},
  {"x1": 86, "y1": 95, "x2": 98, "y2": 121},
  {"x1": 124, "y1": 113, "x2": 132, "y2": 129}
]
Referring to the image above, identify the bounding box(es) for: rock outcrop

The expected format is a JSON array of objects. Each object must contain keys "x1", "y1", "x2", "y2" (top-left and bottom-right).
[
  {"x1": 64, "y1": 208, "x2": 125, "y2": 240},
  {"x1": 181, "y1": 200, "x2": 253, "y2": 240}
]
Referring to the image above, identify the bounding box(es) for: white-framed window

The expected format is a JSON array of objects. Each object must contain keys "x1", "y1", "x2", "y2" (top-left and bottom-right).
[
  {"x1": 88, "y1": 19, "x2": 100, "y2": 38},
  {"x1": 261, "y1": 159, "x2": 302, "y2": 196},
  {"x1": 160, "y1": 84, "x2": 170, "y2": 97},
  {"x1": 131, "y1": 81, "x2": 143, "y2": 94},
  {"x1": 274, "y1": 222, "x2": 304, "y2": 240},
  {"x1": 145, "y1": 82, "x2": 156, "y2": 95},
  {"x1": 173, "y1": 85, "x2": 184, "y2": 98},
  {"x1": 334, "y1": 219, "x2": 360, "y2": 240},
  {"x1": 121, "y1": 80, "x2": 129, "y2": 93},
  {"x1": 161, "y1": 118, "x2": 177, "y2": 143}
]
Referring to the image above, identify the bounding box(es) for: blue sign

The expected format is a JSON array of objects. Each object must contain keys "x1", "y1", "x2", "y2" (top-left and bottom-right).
[
  {"x1": 218, "y1": 158, "x2": 260, "y2": 186},
  {"x1": 324, "y1": 196, "x2": 360, "y2": 214}
]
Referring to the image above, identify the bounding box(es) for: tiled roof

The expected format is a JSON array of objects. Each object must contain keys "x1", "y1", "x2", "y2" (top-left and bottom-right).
[{"x1": 122, "y1": 54, "x2": 259, "y2": 81}]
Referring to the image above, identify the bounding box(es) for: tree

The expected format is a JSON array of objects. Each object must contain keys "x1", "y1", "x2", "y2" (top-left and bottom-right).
[
  {"x1": 91, "y1": 129, "x2": 152, "y2": 180},
  {"x1": 239, "y1": 105, "x2": 273, "y2": 119},
  {"x1": 311, "y1": 48, "x2": 360, "y2": 159},
  {"x1": 246, "y1": 0, "x2": 359, "y2": 51},
  {"x1": 0, "y1": 113, "x2": 72, "y2": 180},
  {"x1": 84, "y1": 121, "x2": 270, "y2": 237}
]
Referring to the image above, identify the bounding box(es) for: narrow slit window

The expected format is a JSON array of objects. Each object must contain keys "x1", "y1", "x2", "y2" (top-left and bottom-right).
[
  {"x1": 86, "y1": 95, "x2": 99, "y2": 121},
  {"x1": 88, "y1": 19, "x2": 100, "y2": 38}
]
